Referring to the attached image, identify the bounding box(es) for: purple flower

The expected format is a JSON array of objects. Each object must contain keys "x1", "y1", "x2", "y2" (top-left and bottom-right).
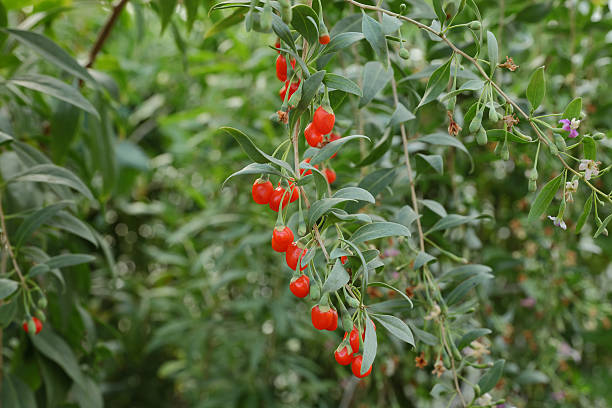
[
  {"x1": 551, "y1": 391, "x2": 566, "y2": 402},
  {"x1": 520, "y1": 297, "x2": 536, "y2": 308},
  {"x1": 548, "y1": 215, "x2": 567, "y2": 230},
  {"x1": 559, "y1": 118, "x2": 580, "y2": 138},
  {"x1": 383, "y1": 248, "x2": 400, "y2": 258}
]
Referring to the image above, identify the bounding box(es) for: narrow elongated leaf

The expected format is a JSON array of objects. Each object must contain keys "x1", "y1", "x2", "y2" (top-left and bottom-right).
[
  {"x1": 594, "y1": 213, "x2": 612, "y2": 238},
  {"x1": 323, "y1": 73, "x2": 362, "y2": 96},
  {"x1": 271, "y1": 14, "x2": 296, "y2": 52},
  {"x1": 359, "y1": 61, "x2": 392, "y2": 107},
  {"x1": 332, "y1": 187, "x2": 375, "y2": 203},
  {"x1": 310, "y1": 135, "x2": 369, "y2": 165},
  {"x1": 440, "y1": 264, "x2": 492, "y2": 282},
  {"x1": 295, "y1": 70, "x2": 325, "y2": 112},
  {"x1": 562, "y1": 97, "x2": 582, "y2": 120},
  {"x1": 13, "y1": 202, "x2": 71, "y2": 249},
  {"x1": 4, "y1": 28, "x2": 94, "y2": 82},
  {"x1": 157, "y1": 0, "x2": 177, "y2": 32},
  {"x1": 408, "y1": 323, "x2": 439, "y2": 346},
  {"x1": 345, "y1": 168, "x2": 395, "y2": 212},
  {"x1": 446, "y1": 273, "x2": 493, "y2": 305},
  {"x1": 46, "y1": 211, "x2": 96, "y2": 245},
  {"x1": 432, "y1": 0, "x2": 446, "y2": 25},
  {"x1": 478, "y1": 360, "x2": 505, "y2": 394},
  {"x1": 361, "y1": 315, "x2": 378, "y2": 375},
  {"x1": 0, "y1": 131, "x2": 13, "y2": 145},
  {"x1": 417, "y1": 58, "x2": 451, "y2": 108},
  {"x1": 321, "y1": 259, "x2": 350, "y2": 294},
  {"x1": 575, "y1": 194, "x2": 592, "y2": 234},
  {"x1": 351, "y1": 222, "x2": 411, "y2": 243},
  {"x1": 222, "y1": 163, "x2": 282, "y2": 188},
  {"x1": 322, "y1": 31, "x2": 364, "y2": 55},
  {"x1": 395, "y1": 205, "x2": 419, "y2": 228},
  {"x1": 413, "y1": 251, "x2": 436, "y2": 270},
  {"x1": 361, "y1": 11, "x2": 388, "y2": 64},
  {"x1": 0, "y1": 279, "x2": 19, "y2": 300},
  {"x1": 308, "y1": 198, "x2": 355, "y2": 227},
  {"x1": 487, "y1": 129, "x2": 532, "y2": 144},
  {"x1": 387, "y1": 103, "x2": 415, "y2": 128},
  {"x1": 45, "y1": 254, "x2": 96, "y2": 269},
  {"x1": 291, "y1": 4, "x2": 318, "y2": 45},
  {"x1": 356, "y1": 131, "x2": 392, "y2": 167},
  {"x1": 204, "y1": 8, "x2": 245, "y2": 39},
  {"x1": 372, "y1": 314, "x2": 415, "y2": 345},
  {"x1": 583, "y1": 137, "x2": 596, "y2": 160},
  {"x1": 527, "y1": 174, "x2": 562, "y2": 222},
  {"x1": 1, "y1": 374, "x2": 37, "y2": 408},
  {"x1": 427, "y1": 214, "x2": 478, "y2": 234},
  {"x1": 8, "y1": 164, "x2": 94, "y2": 200},
  {"x1": 422, "y1": 199, "x2": 447, "y2": 217},
  {"x1": 457, "y1": 328, "x2": 492, "y2": 350},
  {"x1": 10, "y1": 74, "x2": 98, "y2": 117},
  {"x1": 327, "y1": 209, "x2": 372, "y2": 224},
  {"x1": 526, "y1": 66, "x2": 546, "y2": 111},
  {"x1": 31, "y1": 328, "x2": 86, "y2": 387},
  {"x1": 368, "y1": 282, "x2": 413, "y2": 307},
  {"x1": 418, "y1": 132, "x2": 471, "y2": 158},
  {"x1": 417, "y1": 154, "x2": 443, "y2": 174},
  {"x1": 487, "y1": 31, "x2": 498, "y2": 75},
  {"x1": 300, "y1": 162, "x2": 329, "y2": 196},
  {"x1": 441, "y1": 79, "x2": 484, "y2": 100}
]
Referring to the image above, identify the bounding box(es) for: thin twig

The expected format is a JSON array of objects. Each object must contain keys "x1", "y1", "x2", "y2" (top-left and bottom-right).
[
  {"x1": 0, "y1": 192, "x2": 26, "y2": 288},
  {"x1": 85, "y1": 0, "x2": 130, "y2": 68}
]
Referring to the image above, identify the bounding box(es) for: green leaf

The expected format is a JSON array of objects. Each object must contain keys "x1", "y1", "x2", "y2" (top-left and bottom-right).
[
  {"x1": 371, "y1": 314, "x2": 415, "y2": 346},
  {"x1": 184, "y1": 0, "x2": 199, "y2": 30},
  {"x1": 395, "y1": 205, "x2": 419, "y2": 228},
  {"x1": 368, "y1": 282, "x2": 413, "y2": 307},
  {"x1": 583, "y1": 137, "x2": 596, "y2": 161},
  {"x1": 157, "y1": 0, "x2": 177, "y2": 32},
  {"x1": 271, "y1": 13, "x2": 296, "y2": 52},
  {"x1": 8, "y1": 164, "x2": 94, "y2": 200},
  {"x1": 322, "y1": 31, "x2": 364, "y2": 55},
  {"x1": 323, "y1": 73, "x2": 362, "y2": 96},
  {"x1": 562, "y1": 97, "x2": 582, "y2": 120},
  {"x1": 417, "y1": 154, "x2": 443, "y2": 174},
  {"x1": 487, "y1": 129, "x2": 533, "y2": 144},
  {"x1": 526, "y1": 66, "x2": 546, "y2": 111},
  {"x1": 0, "y1": 279, "x2": 19, "y2": 300},
  {"x1": 387, "y1": 103, "x2": 416, "y2": 128},
  {"x1": 351, "y1": 222, "x2": 411, "y2": 243},
  {"x1": 204, "y1": 8, "x2": 245, "y2": 39},
  {"x1": 356, "y1": 132, "x2": 392, "y2": 167},
  {"x1": 517, "y1": 370, "x2": 549, "y2": 385},
  {"x1": 413, "y1": 251, "x2": 437, "y2": 270},
  {"x1": 70, "y1": 375, "x2": 103, "y2": 408},
  {"x1": 332, "y1": 187, "x2": 375, "y2": 203},
  {"x1": 327, "y1": 209, "x2": 372, "y2": 224},
  {"x1": 295, "y1": 70, "x2": 325, "y2": 114},
  {"x1": 359, "y1": 61, "x2": 392, "y2": 107},
  {"x1": 427, "y1": 214, "x2": 479, "y2": 234},
  {"x1": 440, "y1": 264, "x2": 492, "y2": 282},
  {"x1": 44, "y1": 253, "x2": 96, "y2": 269},
  {"x1": 575, "y1": 194, "x2": 592, "y2": 234},
  {"x1": 456, "y1": 328, "x2": 492, "y2": 350},
  {"x1": 308, "y1": 198, "x2": 355, "y2": 227},
  {"x1": 300, "y1": 161, "x2": 329, "y2": 196},
  {"x1": 478, "y1": 359, "x2": 505, "y2": 394},
  {"x1": 291, "y1": 4, "x2": 318, "y2": 45},
  {"x1": 219, "y1": 127, "x2": 295, "y2": 175},
  {"x1": 3, "y1": 28, "x2": 94, "y2": 83},
  {"x1": 222, "y1": 163, "x2": 282, "y2": 188},
  {"x1": 1, "y1": 373, "x2": 37, "y2": 408},
  {"x1": 432, "y1": 0, "x2": 446, "y2": 25},
  {"x1": 445, "y1": 273, "x2": 493, "y2": 306},
  {"x1": 422, "y1": 199, "x2": 447, "y2": 217},
  {"x1": 408, "y1": 323, "x2": 439, "y2": 346},
  {"x1": 13, "y1": 202, "x2": 71, "y2": 249},
  {"x1": 321, "y1": 259, "x2": 350, "y2": 294},
  {"x1": 0, "y1": 131, "x2": 14, "y2": 145},
  {"x1": 361, "y1": 315, "x2": 378, "y2": 375},
  {"x1": 594, "y1": 213, "x2": 612, "y2": 238},
  {"x1": 310, "y1": 134, "x2": 369, "y2": 165},
  {"x1": 527, "y1": 174, "x2": 562, "y2": 222},
  {"x1": 441, "y1": 79, "x2": 484, "y2": 100},
  {"x1": 345, "y1": 168, "x2": 395, "y2": 213},
  {"x1": 487, "y1": 31, "x2": 498, "y2": 75},
  {"x1": 10, "y1": 74, "x2": 99, "y2": 118},
  {"x1": 417, "y1": 58, "x2": 451, "y2": 108},
  {"x1": 361, "y1": 11, "x2": 388, "y2": 65},
  {"x1": 0, "y1": 299, "x2": 18, "y2": 327},
  {"x1": 31, "y1": 328, "x2": 87, "y2": 387},
  {"x1": 418, "y1": 132, "x2": 472, "y2": 161}
]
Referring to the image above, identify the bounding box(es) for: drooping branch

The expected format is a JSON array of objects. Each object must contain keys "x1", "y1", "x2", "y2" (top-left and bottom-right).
[{"x1": 85, "y1": 0, "x2": 130, "y2": 69}]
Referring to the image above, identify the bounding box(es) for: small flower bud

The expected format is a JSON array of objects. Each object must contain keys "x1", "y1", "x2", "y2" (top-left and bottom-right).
[
  {"x1": 476, "y1": 126, "x2": 487, "y2": 145},
  {"x1": 528, "y1": 179, "x2": 537, "y2": 192},
  {"x1": 553, "y1": 133, "x2": 566, "y2": 151},
  {"x1": 261, "y1": 2, "x2": 272, "y2": 31},
  {"x1": 593, "y1": 132, "x2": 605, "y2": 140},
  {"x1": 280, "y1": 0, "x2": 292, "y2": 24},
  {"x1": 28, "y1": 320, "x2": 37, "y2": 334},
  {"x1": 446, "y1": 96, "x2": 456, "y2": 112},
  {"x1": 489, "y1": 107, "x2": 499, "y2": 122},
  {"x1": 37, "y1": 297, "x2": 48, "y2": 309},
  {"x1": 35, "y1": 309, "x2": 46, "y2": 322},
  {"x1": 548, "y1": 141, "x2": 559, "y2": 155},
  {"x1": 345, "y1": 294, "x2": 360, "y2": 308},
  {"x1": 469, "y1": 109, "x2": 483, "y2": 133},
  {"x1": 310, "y1": 283, "x2": 321, "y2": 301},
  {"x1": 529, "y1": 168, "x2": 538, "y2": 181},
  {"x1": 400, "y1": 4, "x2": 407, "y2": 13},
  {"x1": 399, "y1": 47, "x2": 410, "y2": 60},
  {"x1": 501, "y1": 142, "x2": 509, "y2": 160},
  {"x1": 469, "y1": 21, "x2": 481, "y2": 30},
  {"x1": 342, "y1": 314, "x2": 353, "y2": 331}
]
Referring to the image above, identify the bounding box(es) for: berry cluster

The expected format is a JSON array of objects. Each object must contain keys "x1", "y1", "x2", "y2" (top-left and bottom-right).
[{"x1": 22, "y1": 316, "x2": 43, "y2": 335}]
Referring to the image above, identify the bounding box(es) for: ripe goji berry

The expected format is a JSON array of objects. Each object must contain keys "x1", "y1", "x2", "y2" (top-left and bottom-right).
[
  {"x1": 269, "y1": 186, "x2": 289, "y2": 212},
  {"x1": 22, "y1": 317, "x2": 43, "y2": 334},
  {"x1": 344, "y1": 325, "x2": 361, "y2": 353},
  {"x1": 289, "y1": 274, "x2": 310, "y2": 298},
  {"x1": 288, "y1": 179, "x2": 300, "y2": 202},
  {"x1": 341, "y1": 255, "x2": 348, "y2": 264},
  {"x1": 334, "y1": 345, "x2": 353, "y2": 365},
  {"x1": 286, "y1": 242, "x2": 307, "y2": 271},
  {"x1": 327, "y1": 308, "x2": 338, "y2": 331},
  {"x1": 313, "y1": 106, "x2": 335, "y2": 135},
  {"x1": 319, "y1": 34, "x2": 330, "y2": 45},
  {"x1": 351, "y1": 355, "x2": 372, "y2": 378},
  {"x1": 252, "y1": 179, "x2": 274, "y2": 204},
  {"x1": 299, "y1": 157, "x2": 318, "y2": 176},
  {"x1": 304, "y1": 122, "x2": 323, "y2": 147},
  {"x1": 311, "y1": 304, "x2": 334, "y2": 330},
  {"x1": 325, "y1": 168, "x2": 336, "y2": 184},
  {"x1": 279, "y1": 79, "x2": 300, "y2": 101},
  {"x1": 271, "y1": 226, "x2": 294, "y2": 252}
]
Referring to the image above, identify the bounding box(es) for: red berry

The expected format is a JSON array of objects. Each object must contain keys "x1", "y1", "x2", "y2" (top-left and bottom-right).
[
  {"x1": 288, "y1": 180, "x2": 300, "y2": 203},
  {"x1": 351, "y1": 355, "x2": 372, "y2": 378},
  {"x1": 269, "y1": 186, "x2": 289, "y2": 212},
  {"x1": 311, "y1": 305, "x2": 334, "y2": 330},
  {"x1": 361, "y1": 321, "x2": 377, "y2": 341},
  {"x1": 286, "y1": 242, "x2": 308, "y2": 271},
  {"x1": 325, "y1": 168, "x2": 336, "y2": 184},
  {"x1": 279, "y1": 79, "x2": 300, "y2": 101},
  {"x1": 334, "y1": 345, "x2": 353, "y2": 365},
  {"x1": 289, "y1": 274, "x2": 310, "y2": 298},
  {"x1": 341, "y1": 255, "x2": 348, "y2": 265},
  {"x1": 313, "y1": 106, "x2": 335, "y2": 135},
  {"x1": 299, "y1": 157, "x2": 318, "y2": 176},
  {"x1": 319, "y1": 34, "x2": 331, "y2": 45},
  {"x1": 276, "y1": 54, "x2": 288, "y2": 82},
  {"x1": 304, "y1": 122, "x2": 323, "y2": 147},
  {"x1": 344, "y1": 325, "x2": 361, "y2": 353},
  {"x1": 327, "y1": 308, "x2": 338, "y2": 331},
  {"x1": 275, "y1": 39, "x2": 281, "y2": 53},
  {"x1": 252, "y1": 179, "x2": 274, "y2": 204},
  {"x1": 22, "y1": 317, "x2": 43, "y2": 335},
  {"x1": 271, "y1": 226, "x2": 294, "y2": 252}
]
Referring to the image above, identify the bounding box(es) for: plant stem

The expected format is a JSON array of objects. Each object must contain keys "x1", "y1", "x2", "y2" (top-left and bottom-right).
[{"x1": 86, "y1": 0, "x2": 130, "y2": 69}]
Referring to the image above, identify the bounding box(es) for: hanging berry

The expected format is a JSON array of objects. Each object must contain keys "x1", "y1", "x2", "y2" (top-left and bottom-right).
[
  {"x1": 252, "y1": 179, "x2": 274, "y2": 204},
  {"x1": 279, "y1": 80, "x2": 300, "y2": 101},
  {"x1": 288, "y1": 179, "x2": 300, "y2": 203},
  {"x1": 286, "y1": 242, "x2": 308, "y2": 271},
  {"x1": 269, "y1": 186, "x2": 289, "y2": 212},
  {"x1": 271, "y1": 226, "x2": 294, "y2": 252},
  {"x1": 344, "y1": 325, "x2": 361, "y2": 353},
  {"x1": 311, "y1": 304, "x2": 334, "y2": 330},
  {"x1": 340, "y1": 255, "x2": 348, "y2": 265},
  {"x1": 334, "y1": 344, "x2": 354, "y2": 365},
  {"x1": 22, "y1": 317, "x2": 43, "y2": 334},
  {"x1": 276, "y1": 54, "x2": 288, "y2": 82},
  {"x1": 351, "y1": 355, "x2": 372, "y2": 378},
  {"x1": 327, "y1": 308, "x2": 338, "y2": 331},
  {"x1": 324, "y1": 168, "x2": 336, "y2": 184},
  {"x1": 289, "y1": 274, "x2": 310, "y2": 298},
  {"x1": 304, "y1": 122, "x2": 323, "y2": 147}
]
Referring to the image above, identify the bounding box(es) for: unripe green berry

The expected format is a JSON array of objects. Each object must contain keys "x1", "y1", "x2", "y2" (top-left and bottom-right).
[
  {"x1": 476, "y1": 126, "x2": 487, "y2": 145},
  {"x1": 529, "y1": 168, "x2": 538, "y2": 181},
  {"x1": 37, "y1": 297, "x2": 48, "y2": 309},
  {"x1": 553, "y1": 133, "x2": 566, "y2": 151},
  {"x1": 548, "y1": 141, "x2": 559, "y2": 156},
  {"x1": 35, "y1": 309, "x2": 46, "y2": 322},
  {"x1": 399, "y1": 47, "x2": 410, "y2": 60},
  {"x1": 261, "y1": 3, "x2": 272, "y2": 31},
  {"x1": 469, "y1": 109, "x2": 483, "y2": 133},
  {"x1": 446, "y1": 96, "x2": 456, "y2": 112},
  {"x1": 345, "y1": 294, "x2": 360, "y2": 308},
  {"x1": 469, "y1": 21, "x2": 481, "y2": 30},
  {"x1": 28, "y1": 320, "x2": 37, "y2": 334},
  {"x1": 528, "y1": 179, "x2": 537, "y2": 192},
  {"x1": 489, "y1": 107, "x2": 499, "y2": 122},
  {"x1": 342, "y1": 314, "x2": 353, "y2": 331},
  {"x1": 310, "y1": 283, "x2": 321, "y2": 301},
  {"x1": 501, "y1": 143, "x2": 509, "y2": 160}
]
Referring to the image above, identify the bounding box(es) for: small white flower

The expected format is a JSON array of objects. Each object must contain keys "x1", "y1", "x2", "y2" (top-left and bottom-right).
[
  {"x1": 565, "y1": 180, "x2": 579, "y2": 202},
  {"x1": 570, "y1": 118, "x2": 581, "y2": 130},
  {"x1": 424, "y1": 303, "x2": 441, "y2": 320},
  {"x1": 548, "y1": 215, "x2": 567, "y2": 230},
  {"x1": 476, "y1": 393, "x2": 493, "y2": 406},
  {"x1": 578, "y1": 159, "x2": 600, "y2": 181}
]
